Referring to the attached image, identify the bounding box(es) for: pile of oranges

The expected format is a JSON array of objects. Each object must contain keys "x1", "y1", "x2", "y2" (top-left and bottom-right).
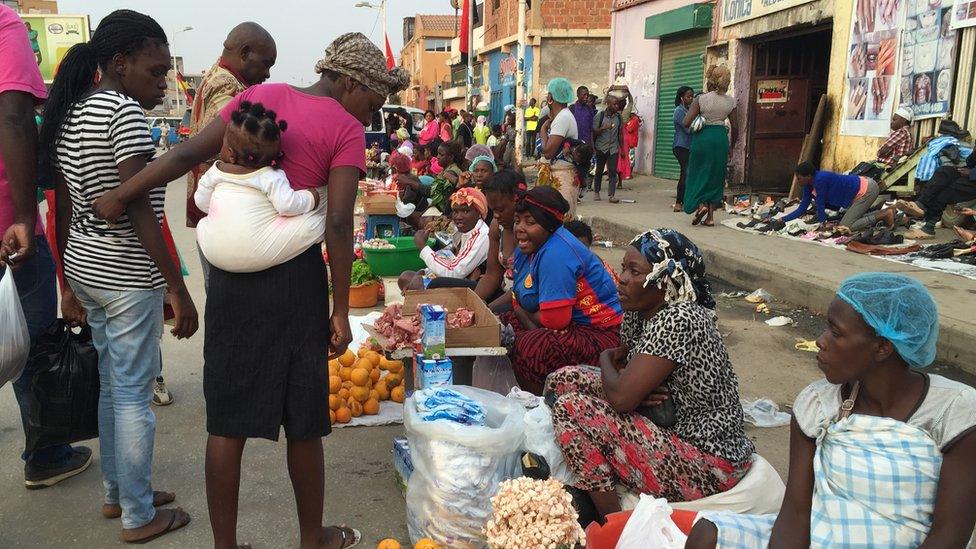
[{"x1": 329, "y1": 345, "x2": 407, "y2": 425}]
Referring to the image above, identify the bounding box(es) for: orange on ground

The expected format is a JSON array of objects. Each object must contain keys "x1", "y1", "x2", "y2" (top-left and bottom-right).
[
  {"x1": 375, "y1": 383, "x2": 390, "y2": 401},
  {"x1": 349, "y1": 401, "x2": 363, "y2": 417},
  {"x1": 335, "y1": 407, "x2": 351, "y2": 424},
  {"x1": 414, "y1": 539, "x2": 440, "y2": 549},
  {"x1": 339, "y1": 367, "x2": 353, "y2": 382},
  {"x1": 369, "y1": 368, "x2": 381, "y2": 383},
  {"x1": 363, "y1": 398, "x2": 380, "y2": 415},
  {"x1": 329, "y1": 410, "x2": 336, "y2": 425},
  {"x1": 350, "y1": 386, "x2": 370, "y2": 403},
  {"x1": 342, "y1": 380, "x2": 353, "y2": 390},
  {"x1": 338, "y1": 388, "x2": 350, "y2": 401},
  {"x1": 339, "y1": 349, "x2": 356, "y2": 368},
  {"x1": 386, "y1": 360, "x2": 404, "y2": 374},
  {"x1": 391, "y1": 385, "x2": 406, "y2": 404},
  {"x1": 328, "y1": 394, "x2": 341, "y2": 411},
  {"x1": 350, "y1": 368, "x2": 371, "y2": 387},
  {"x1": 369, "y1": 389, "x2": 379, "y2": 401},
  {"x1": 328, "y1": 376, "x2": 341, "y2": 394},
  {"x1": 328, "y1": 359, "x2": 340, "y2": 375},
  {"x1": 354, "y1": 358, "x2": 373, "y2": 371},
  {"x1": 376, "y1": 539, "x2": 401, "y2": 549},
  {"x1": 385, "y1": 373, "x2": 403, "y2": 389}
]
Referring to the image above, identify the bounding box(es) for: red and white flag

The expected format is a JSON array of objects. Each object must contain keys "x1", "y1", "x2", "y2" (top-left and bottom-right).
[{"x1": 384, "y1": 33, "x2": 395, "y2": 70}]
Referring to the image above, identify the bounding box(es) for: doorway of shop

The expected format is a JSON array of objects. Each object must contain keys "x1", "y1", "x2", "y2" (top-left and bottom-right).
[{"x1": 746, "y1": 28, "x2": 831, "y2": 194}]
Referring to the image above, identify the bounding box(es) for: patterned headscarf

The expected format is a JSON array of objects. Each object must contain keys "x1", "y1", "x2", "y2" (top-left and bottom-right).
[
  {"x1": 314, "y1": 32, "x2": 410, "y2": 98},
  {"x1": 465, "y1": 144, "x2": 494, "y2": 163},
  {"x1": 451, "y1": 187, "x2": 488, "y2": 219},
  {"x1": 389, "y1": 150, "x2": 411, "y2": 174},
  {"x1": 630, "y1": 229, "x2": 715, "y2": 309}
]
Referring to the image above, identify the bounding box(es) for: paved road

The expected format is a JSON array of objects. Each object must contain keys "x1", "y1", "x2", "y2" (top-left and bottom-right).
[{"x1": 1, "y1": 177, "x2": 969, "y2": 547}]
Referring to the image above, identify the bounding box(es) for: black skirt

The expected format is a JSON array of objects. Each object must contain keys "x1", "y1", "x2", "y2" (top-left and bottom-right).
[{"x1": 204, "y1": 245, "x2": 330, "y2": 441}]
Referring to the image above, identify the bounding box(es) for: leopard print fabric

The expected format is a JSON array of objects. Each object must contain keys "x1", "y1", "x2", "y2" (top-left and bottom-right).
[{"x1": 619, "y1": 302, "x2": 755, "y2": 464}]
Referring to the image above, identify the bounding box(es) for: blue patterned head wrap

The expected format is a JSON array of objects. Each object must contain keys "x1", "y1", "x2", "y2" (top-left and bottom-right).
[{"x1": 630, "y1": 229, "x2": 715, "y2": 309}]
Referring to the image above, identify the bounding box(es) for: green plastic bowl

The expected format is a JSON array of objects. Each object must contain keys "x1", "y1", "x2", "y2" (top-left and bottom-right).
[{"x1": 362, "y1": 237, "x2": 431, "y2": 277}]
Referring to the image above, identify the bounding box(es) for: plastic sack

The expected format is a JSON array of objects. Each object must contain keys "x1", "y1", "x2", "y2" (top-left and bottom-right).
[
  {"x1": 405, "y1": 385, "x2": 526, "y2": 547},
  {"x1": 195, "y1": 184, "x2": 327, "y2": 273},
  {"x1": 0, "y1": 269, "x2": 30, "y2": 389},
  {"x1": 741, "y1": 398, "x2": 791, "y2": 428},
  {"x1": 472, "y1": 355, "x2": 518, "y2": 395},
  {"x1": 616, "y1": 495, "x2": 687, "y2": 549},
  {"x1": 25, "y1": 320, "x2": 100, "y2": 452},
  {"x1": 523, "y1": 405, "x2": 577, "y2": 485}
]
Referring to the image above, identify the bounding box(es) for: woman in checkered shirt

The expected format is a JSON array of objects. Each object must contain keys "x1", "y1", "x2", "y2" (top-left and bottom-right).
[{"x1": 687, "y1": 273, "x2": 976, "y2": 548}]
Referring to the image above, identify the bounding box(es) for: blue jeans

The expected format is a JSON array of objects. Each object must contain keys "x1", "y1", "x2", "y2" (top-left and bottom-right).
[
  {"x1": 5, "y1": 238, "x2": 72, "y2": 465},
  {"x1": 68, "y1": 280, "x2": 164, "y2": 529}
]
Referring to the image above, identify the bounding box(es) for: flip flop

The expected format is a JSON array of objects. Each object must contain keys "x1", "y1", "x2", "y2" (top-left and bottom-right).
[
  {"x1": 103, "y1": 491, "x2": 176, "y2": 519},
  {"x1": 338, "y1": 526, "x2": 362, "y2": 548},
  {"x1": 692, "y1": 206, "x2": 707, "y2": 226},
  {"x1": 121, "y1": 508, "x2": 191, "y2": 544}
]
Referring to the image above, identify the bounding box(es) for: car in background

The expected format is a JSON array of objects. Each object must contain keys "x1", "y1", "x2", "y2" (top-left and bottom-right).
[
  {"x1": 178, "y1": 109, "x2": 192, "y2": 140},
  {"x1": 365, "y1": 104, "x2": 427, "y2": 151},
  {"x1": 147, "y1": 116, "x2": 182, "y2": 146}
]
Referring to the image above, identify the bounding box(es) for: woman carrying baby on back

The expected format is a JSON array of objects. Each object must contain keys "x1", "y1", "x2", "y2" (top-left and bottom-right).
[{"x1": 195, "y1": 101, "x2": 327, "y2": 273}]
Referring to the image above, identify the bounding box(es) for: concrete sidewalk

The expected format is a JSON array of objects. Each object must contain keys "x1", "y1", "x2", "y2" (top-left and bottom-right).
[{"x1": 576, "y1": 175, "x2": 976, "y2": 373}]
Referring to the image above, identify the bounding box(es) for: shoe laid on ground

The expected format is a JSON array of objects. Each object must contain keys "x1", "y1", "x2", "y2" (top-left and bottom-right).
[
  {"x1": 25, "y1": 446, "x2": 92, "y2": 489},
  {"x1": 895, "y1": 200, "x2": 925, "y2": 218},
  {"x1": 153, "y1": 378, "x2": 173, "y2": 406}
]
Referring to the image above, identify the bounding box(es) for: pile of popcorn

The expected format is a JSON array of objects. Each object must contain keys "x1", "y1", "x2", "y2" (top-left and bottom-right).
[{"x1": 484, "y1": 477, "x2": 586, "y2": 549}]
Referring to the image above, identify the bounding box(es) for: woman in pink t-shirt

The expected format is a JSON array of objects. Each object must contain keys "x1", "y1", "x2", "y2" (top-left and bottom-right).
[{"x1": 92, "y1": 32, "x2": 409, "y2": 549}]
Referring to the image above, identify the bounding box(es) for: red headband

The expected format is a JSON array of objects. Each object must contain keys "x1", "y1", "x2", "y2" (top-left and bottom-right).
[{"x1": 523, "y1": 194, "x2": 565, "y2": 221}]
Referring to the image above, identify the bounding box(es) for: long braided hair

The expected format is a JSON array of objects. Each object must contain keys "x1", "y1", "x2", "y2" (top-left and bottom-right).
[{"x1": 39, "y1": 10, "x2": 167, "y2": 161}]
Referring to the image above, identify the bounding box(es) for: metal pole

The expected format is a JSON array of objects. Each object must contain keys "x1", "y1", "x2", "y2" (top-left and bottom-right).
[
  {"x1": 514, "y1": 0, "x2": 526, "y2": 167},
  {"x1": 171, "y1": 29, "x2": 177, "y2": 116},
  {"x1": 465, "y1": 0, "x2": 474, "y2": 112},
  {"x1": 381, "y1": 0, "x2": 387, "y2": 53}
]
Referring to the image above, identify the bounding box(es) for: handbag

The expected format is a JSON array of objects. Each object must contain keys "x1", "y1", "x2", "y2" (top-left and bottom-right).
[{"x1": 690, "y1": 115, "x2": 706, "y2": 133}]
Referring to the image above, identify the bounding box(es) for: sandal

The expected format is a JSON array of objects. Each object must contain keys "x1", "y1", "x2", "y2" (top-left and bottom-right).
[
  {"x1": 608, "y1": 196, "x2": 620, "y2": 204},
  {"x1": 329, "y1": 525, "x2": 362, "y2": 548},
  {"x1": 692, "y1": 206, "x2": 707, "y2": 226},
  {"x1": 103, "y1": 491, "x2": 176, "y2": 518},
  {"x1": 121, "y1": 508, "x2": 191, "y2": 544},
  {"x1": 672, "y1": 203, "x2": 683, "y2": 213}
]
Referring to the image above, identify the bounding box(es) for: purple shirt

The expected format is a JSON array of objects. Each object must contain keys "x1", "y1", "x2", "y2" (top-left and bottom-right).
[
  {"x1": 569, "y1": 102, "x2": 595, "y2": 144},
  {"x1": 0, "y1": 5, "x2": 47, "y2": 236}
]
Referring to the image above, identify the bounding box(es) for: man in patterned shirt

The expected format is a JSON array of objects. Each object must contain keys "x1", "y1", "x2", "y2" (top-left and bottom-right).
[
  {"x1": 186, "y1": 22, "x2": 276, "y2": 288},
  {"x1": 876, "y1": 106, "x2": 914, "y2": 168}
]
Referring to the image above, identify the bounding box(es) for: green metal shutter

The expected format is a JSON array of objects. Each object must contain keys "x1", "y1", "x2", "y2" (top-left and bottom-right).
[{"x1": 653, "y1": 32, "x2": 707, "y2": 180}]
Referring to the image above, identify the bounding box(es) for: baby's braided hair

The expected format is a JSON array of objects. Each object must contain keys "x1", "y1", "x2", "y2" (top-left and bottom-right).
[{"x1": 229, "y1": 101, "x2": 288, "y2": 142}]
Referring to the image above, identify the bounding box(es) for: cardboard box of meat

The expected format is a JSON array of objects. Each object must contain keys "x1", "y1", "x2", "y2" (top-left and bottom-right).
[
  {"x1": 403, "y1": 288, "x2": 501, "y2": 348},
  {"x1": 362, "y1": 190, "x2": 397, "y2": 214}
]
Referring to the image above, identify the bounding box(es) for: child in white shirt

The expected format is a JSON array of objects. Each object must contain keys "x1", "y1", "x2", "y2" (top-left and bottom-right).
[{"x1": 195, "y1": 101, "x2": 327, "y2": 272}]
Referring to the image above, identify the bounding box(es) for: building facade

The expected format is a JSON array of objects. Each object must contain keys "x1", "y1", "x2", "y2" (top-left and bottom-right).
[
  {"x1": 610, "y1": 0, "x2": 710, "y2": 176},
  {"x1": 400, "y1": 14, "x2": 461, "y2": 110},
  {"x1": 477, "y1": 0, "x2": 612, "y2": 124},
  {"x1": 709, "y1": 0, "x2": 976, "y2": 194},
  {"x1": 3, "y1": 0, "x2": 58, "y2": 13}
]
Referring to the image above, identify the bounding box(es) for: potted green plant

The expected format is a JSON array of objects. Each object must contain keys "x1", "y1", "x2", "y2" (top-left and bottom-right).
[{"x1": 349, "y1": 259, "x2": 381, "y2": 308}]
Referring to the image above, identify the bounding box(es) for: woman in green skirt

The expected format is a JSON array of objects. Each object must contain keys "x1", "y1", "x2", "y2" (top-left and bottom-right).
[{"x1": 683, "y1": 66, "x2": 737, "y2": 227}]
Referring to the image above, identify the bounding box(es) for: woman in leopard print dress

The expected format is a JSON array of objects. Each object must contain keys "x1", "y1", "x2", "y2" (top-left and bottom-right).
[{"x1": 545, "y1": 229, "x2": 755, "y2": 519}]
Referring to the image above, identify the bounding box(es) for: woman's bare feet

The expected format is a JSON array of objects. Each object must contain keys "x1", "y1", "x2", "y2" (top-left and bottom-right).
[
  {"x1": 877, "y1": 207, "x2": 897, "y2": 229},
  {"x1": 673, "y1": 203, "x2": 683, "y2": 212},
  {"x1": 103, "y1": 491, "x2": 176, "y2": 519}
]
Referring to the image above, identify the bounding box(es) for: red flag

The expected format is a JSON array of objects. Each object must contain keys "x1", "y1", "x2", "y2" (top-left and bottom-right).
[
  {"x1": 459, "y1": 0, "x2": 470, "y2": 55},
  {"x1": 175, "y1": 71, "x2": 193, "y2": 104},
  {"x1": 384, "y1": 33, "x2": 395, "y2": 70}
]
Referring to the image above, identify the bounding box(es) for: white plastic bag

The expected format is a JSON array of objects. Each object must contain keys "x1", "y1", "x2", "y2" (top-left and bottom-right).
[
  {"x1": 741, "y1": 398, "x2": 792, "y2": 428},
  {"x1": 405, "y1": 385, "x2": 526, "y2": 547},
  {"x1": 0, "y1": 269, "x2": 30, "y2": 389},
  {"x1": 472, "y1": 355, "x2": 518, "y2": 395},
  {"x1": 523, "y1": 404, "x2": 578, "y2": 485},
  {"x1": 616, "y1": 495, "x2": 687, "y2": 549}
]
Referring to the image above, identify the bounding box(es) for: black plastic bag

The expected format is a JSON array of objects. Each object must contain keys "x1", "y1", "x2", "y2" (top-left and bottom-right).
[{"x1": 25, "y1": 320, "x2": 100, "y2": 452}]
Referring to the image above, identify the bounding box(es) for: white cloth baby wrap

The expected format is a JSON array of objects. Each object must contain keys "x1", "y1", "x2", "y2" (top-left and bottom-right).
[{"x1": 195, "y1": 164, "x2": 326, "y2": 273}]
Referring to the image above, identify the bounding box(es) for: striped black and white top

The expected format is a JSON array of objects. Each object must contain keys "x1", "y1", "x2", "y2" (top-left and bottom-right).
[{"x1": 55, "y1": 90, "x2": 166, "y2": 291}]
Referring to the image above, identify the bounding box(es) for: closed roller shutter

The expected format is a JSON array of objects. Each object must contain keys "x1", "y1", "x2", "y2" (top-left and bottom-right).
[{"x1": 654, "y1": 31, "x2": 708, "y2": 180}]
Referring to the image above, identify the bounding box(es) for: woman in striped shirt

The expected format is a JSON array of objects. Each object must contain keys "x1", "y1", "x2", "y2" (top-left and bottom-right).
[{"x1": 39, "y1": 10, "x2": 196, "y2": 543}]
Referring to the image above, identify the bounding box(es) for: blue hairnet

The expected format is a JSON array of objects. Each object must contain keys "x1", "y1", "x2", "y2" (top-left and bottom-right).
[
  {"x1": 547, "y1": 78, "x2": 575, "y2": 104},
  {"x1": 837, "y1": 273, "x2": 939, "y2": 368}
]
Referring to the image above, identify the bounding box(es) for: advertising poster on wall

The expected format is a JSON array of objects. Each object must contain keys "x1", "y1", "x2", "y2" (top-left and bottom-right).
[
  {"x1": 19, "y1": 14, "x2": 91, "y2": 83},
  {"x1": 841, "y1": 0, "x2": 906, "y2": 137},
  {"x1": 950, "y1": 0, "x2": 976, "y2": 29},
  {"x1": 900, "y1": 0, "x2": 956, "y2": 119}
]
